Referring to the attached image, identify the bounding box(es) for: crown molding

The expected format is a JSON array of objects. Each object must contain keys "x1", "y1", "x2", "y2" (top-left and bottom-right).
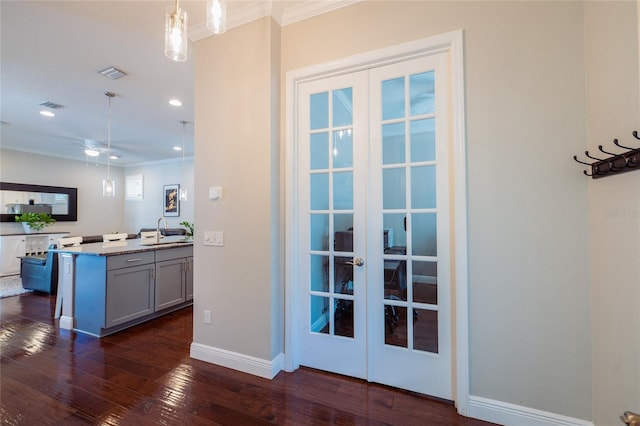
[
  {"x1": 190, "y1": 0, "x2": 362, "y2": 42},
  {"x1": 280, "y1": 0, "x2": 363, "y2": 26}
]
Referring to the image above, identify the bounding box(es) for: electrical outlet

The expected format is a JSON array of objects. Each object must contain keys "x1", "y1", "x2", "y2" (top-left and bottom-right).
[{"x1": 204, "y1": 310, "x2": 211, "y2": 324}]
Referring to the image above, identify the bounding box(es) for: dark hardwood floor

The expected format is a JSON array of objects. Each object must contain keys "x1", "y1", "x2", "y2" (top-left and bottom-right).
[{"x1": 1, "y1": 292, "x2": 496, "y2": 425}]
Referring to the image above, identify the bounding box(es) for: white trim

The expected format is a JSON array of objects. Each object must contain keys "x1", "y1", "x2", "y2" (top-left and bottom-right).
[
  {"x1": 281, "y1": 0, "x2": 364, "y2": 26},
  {"x1": 449, "y1": 29, "x2": 470, "y2": 417},
  {"x1": 59, "y1": 316, "x2": 73, "y2": 330},
  {"x1": 190, "y1": 0, "x2": 362, "y2": 41},
  {"x1": 468, "y1": 396, "x2": 594, "y2": 426},
  {"x1": 285, "y1": 29, "x2": 468, "y2": 406},
  {"x1": 190, "y1": 343, "x2": 284, "y2": 379}
]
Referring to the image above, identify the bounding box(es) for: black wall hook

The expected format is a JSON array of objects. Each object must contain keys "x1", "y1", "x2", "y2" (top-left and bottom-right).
[{"x1": 573, "y1": 131, "x2": 640, "y2": 179}]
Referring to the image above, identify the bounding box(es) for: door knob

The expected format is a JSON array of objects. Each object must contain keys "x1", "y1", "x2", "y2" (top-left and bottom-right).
[{"x1": 345, "y1": 257, "x2": 364, "y2": 267}]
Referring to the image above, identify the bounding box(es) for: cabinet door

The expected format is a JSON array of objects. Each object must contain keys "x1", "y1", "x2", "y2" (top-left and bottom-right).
[
  {"x1": 186, "y1": 257, "x2": 193, "y2": 301},
  {"x1": 0, "y1": 235, "x2": 26, "y2": 276},
  {"x1": 155, "y1": 258, "x2": 186, "y2": 311},
  {"x1": 106, "y1": 264, "x2": 155, "y2": 327}
]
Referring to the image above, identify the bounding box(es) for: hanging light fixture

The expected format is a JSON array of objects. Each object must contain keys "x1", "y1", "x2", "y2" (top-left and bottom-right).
[
  {"x1": 206, "y1": 0, "x2": 227, "y2": 34},
  {"x1": 179, "y1": 120, "x2": 188, "y2": 201},
  {"x1": 102, "y1": 92, "x2": 116, "y2": 197},
  {"x1": 165, "y1": 0, "x2": 188, "y2": 62}
]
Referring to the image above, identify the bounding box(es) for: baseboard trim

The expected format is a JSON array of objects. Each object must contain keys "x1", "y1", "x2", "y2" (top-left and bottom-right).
[
  {"x1": 468, "y1": 396, "x2": 593, "y2": 426},
  {"x1": 190, "y1": 342, "x2": 284, "y2": 379},
  {"x1": 59, "y1": 315, "x2": 73, "y2": 330}
]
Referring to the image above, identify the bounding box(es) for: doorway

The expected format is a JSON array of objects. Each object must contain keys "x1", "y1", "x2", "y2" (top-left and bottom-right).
[{"x1": 285, "y1": 31, "x2": 468, "y2": 405}]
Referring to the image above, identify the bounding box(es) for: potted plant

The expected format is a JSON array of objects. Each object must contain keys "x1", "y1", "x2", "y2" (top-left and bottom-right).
[
  {"x1": 15, "y1": 212, "x2": 56, "y2": 233},
  {"x1": 179, "y1": 220, "x2": 194, "y2": 238}
]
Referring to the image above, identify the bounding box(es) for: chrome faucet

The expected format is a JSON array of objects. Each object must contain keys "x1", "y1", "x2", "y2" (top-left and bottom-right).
[{"x1": 157, "y1": 217, "x2": 167, "y2": 243}]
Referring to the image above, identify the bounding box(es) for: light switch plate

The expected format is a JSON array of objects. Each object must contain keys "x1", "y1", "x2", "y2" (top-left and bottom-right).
[
  {"x1": 209, "y1": 186, "x2": 223, "y2": 200},
  {"x1": 204, "y1": 231, "x2": 223, "y2": 246}
]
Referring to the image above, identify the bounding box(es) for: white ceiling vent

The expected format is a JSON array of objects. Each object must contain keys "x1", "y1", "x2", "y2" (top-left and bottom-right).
[
  {"x1": 38, "y1": 101, "x2": 63, "y2": 109},
  {"x1": 99, "y1": 66, "x2": 127, "y2": 80}
]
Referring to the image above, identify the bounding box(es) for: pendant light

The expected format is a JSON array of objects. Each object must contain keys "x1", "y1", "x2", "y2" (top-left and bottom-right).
[
  {"x1": 206, "y1": 0, "x2": 227, "y2": 34},
  {"x1": 165, "y1": 0, "x2": 188, "y2": 62},
  {"x1": 179, "y1": 120, "x2": 188, "y2": 201},
  {"x1": 102, "y1": 92, "x2": 116, "y2": 197}
]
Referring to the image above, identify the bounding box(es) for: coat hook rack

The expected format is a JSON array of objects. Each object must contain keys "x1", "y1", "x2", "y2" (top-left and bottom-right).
[{"x1": 573, "y1": 130, "x2": 640, "y2": 179}]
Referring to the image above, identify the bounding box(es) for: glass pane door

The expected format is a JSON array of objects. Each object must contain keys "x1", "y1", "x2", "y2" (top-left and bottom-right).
[
  {"x1": 298, "y1": 71, "x2": 367, "y2": 379},
  {"x1": 296, "y1": 52, "x2": 452, "y2": 399},
  {"x1": 368, "y1": 53, "x2": 452, "y2": 399}
]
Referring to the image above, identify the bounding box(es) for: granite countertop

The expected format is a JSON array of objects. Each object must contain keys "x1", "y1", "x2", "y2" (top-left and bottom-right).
[
  {"x1": 53, "y1": 235, "x2": 193, "y2": 256},
  {"x1": 0, "y1": 231, "x2": 70, "y2": 237}
]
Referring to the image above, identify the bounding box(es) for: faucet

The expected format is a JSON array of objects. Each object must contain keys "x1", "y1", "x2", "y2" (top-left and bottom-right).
[{"x1": 157, "y1": 217, "x2": 167, "y2": 243}]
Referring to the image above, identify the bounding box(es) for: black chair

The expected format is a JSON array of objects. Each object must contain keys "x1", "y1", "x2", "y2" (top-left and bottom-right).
[{"x1": 20, "y1": 243, "x2": 58, "y2": 294}]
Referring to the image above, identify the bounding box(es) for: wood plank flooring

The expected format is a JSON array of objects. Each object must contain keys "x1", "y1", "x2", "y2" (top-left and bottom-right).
[{"x1": 1, "y1": 292, "x2": 496, "y2": 425}]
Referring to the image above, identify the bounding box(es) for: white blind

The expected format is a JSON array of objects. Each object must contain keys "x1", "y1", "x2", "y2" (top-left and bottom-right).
[{"x1": 125, "y1": 174, "x2": 144, "y2": 200}]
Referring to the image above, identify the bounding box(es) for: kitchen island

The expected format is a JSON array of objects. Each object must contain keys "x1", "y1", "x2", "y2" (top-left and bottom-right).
[{"x1": 55, "y1": 236, "x2": 193, "y2": 337}]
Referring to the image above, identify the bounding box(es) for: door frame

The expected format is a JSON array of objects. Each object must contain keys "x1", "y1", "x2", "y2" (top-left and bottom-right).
[{"x1": 284, "y1": 30, "x2": 469, "y2": 415}]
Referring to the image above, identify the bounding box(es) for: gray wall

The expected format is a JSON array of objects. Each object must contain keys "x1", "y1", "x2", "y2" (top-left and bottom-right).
[
  {"x1": 124, "y1": 159, "x2": 194, "y2": 232},
  {"x1": 585, "y1": 2, "x2": 640, "y2": 424},
  {"x1": 191, "y1": 0, "x2": 639, "y2": 423},
  {"x1": 0, "y1": 149, "x2": 126, "y2": 236},
  {"x1": 193, "y1": 17, "x2": 281, "y2": 360},
  {"x1": 284, "y1": 1, "x2": 593, "y2": 421},
  {"x1": 0, "y1": 149, "x2": 194, "y2": 237}
]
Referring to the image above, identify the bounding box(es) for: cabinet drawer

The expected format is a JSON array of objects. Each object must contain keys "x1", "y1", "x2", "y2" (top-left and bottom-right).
[
  {"x1": 155, "y1": 246, "x2": 193, "y2": 262},
  {"x1": 107, "y1": 251, "x2": 155, "y2": 270}
]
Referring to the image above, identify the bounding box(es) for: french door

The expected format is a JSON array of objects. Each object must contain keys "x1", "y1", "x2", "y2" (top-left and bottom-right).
[{"x1": 295, "y1": 51, "x2": 453, "y2": 399}]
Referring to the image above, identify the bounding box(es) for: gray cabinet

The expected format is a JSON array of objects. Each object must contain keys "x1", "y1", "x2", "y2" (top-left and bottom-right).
[
  {"x1": 73, "y1": 245, "x2": 193, "y2": 337},
  {"x1": 155, "y1": 246, "x2": 193, "y2": 311},
  {"x1": 105, "y1": 252, "x2": 155, "y2": 328},
  {"x1": 186, "y1": 256, "x2": 193, "y2": 301},
  {"x1": 155, "y1": 258, "x2": 186, "y2": 311},
  {"x1": 106, "y1": 266, "x2": 155, "y2": 328}
]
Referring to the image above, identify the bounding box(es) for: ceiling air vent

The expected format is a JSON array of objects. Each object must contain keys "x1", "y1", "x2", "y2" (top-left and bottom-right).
[
  {"x1": 38, "y1": 101, "x2": 63, "y2": 109},
  {"x1": 99, "y1": 66, "x2": 127, "y2": 80}
]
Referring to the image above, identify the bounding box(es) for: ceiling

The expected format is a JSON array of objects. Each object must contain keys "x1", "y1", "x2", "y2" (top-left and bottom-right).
[{"x1": 0, "y1": 1, "x2": 359, "y2": 167}]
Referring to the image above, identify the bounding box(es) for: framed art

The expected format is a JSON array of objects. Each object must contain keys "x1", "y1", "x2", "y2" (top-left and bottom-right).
[{"x1": 163, "y1": 184, "x2": 180, "y2": 217}]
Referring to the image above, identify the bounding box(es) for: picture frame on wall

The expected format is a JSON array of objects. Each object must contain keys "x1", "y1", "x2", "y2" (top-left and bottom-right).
[{"x1": 163, "y1": 184, "x2": 180, "y2": 217}]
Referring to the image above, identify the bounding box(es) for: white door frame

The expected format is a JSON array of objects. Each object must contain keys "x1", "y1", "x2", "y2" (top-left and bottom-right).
[{"x1": 284, "y1": 30, "x2": 469, "y2": 415}]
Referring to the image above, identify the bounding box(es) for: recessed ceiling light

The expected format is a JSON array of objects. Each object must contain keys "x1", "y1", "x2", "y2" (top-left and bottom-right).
[
  {"x1": 40, "y1": 110, "x2": 55, "y2": 117},
  {"x1": 169, "y1": 99, "x2": 183, "y2": 107},
  {"x1": 84, "y1": 148, "x2": 100, "y2": 157},
  {"x1": 173, "y1": 146, "x2": 182, "y2": 151},
  {"x1": 109, "y1": 155, "x2": 119, "y2": 160}
]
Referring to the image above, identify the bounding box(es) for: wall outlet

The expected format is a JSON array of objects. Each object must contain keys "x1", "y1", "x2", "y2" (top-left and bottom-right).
[{"x1": 204, "y1": 310, "x2": 211, "y2": 324}]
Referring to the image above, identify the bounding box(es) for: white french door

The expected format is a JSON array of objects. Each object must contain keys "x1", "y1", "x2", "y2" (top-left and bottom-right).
[{"x1": 295, "y1": 52, "x2": 453, "y2": 399}]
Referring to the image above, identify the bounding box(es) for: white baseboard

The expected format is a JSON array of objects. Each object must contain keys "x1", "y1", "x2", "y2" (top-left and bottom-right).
[
  {"x1": 190, "y1": 342, "x2": 284, "y2": 379},
  {"x1": 468, "y1": 396, "x2": 593, "y2": 426},
  {"x1": 59, "y1": 315, "x2": 73, "y2": 330}
]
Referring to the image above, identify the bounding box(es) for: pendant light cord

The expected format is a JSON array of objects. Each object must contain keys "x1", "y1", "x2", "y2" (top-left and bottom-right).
[{"x1": 105, "y1": 92, "x2": 115, "y2": 179}]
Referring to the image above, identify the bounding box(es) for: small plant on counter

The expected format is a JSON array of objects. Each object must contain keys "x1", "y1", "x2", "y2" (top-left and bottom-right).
[
  {"x1": 15, "y1": 212, "x2": 56, "y2": 232},
  {"x1": 179, "y1": 221, "x2": 194, "y2": 237}
]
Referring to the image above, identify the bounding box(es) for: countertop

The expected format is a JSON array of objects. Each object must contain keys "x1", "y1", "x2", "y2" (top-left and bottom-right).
[
  {"x1": 53, "y1": 236, "x2": 193, "y2": 256},
  {"x1": 0, "y1": 231, "x2": 70, "y2": 237}
]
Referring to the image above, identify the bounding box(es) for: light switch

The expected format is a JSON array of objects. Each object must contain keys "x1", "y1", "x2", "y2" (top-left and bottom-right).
[
  {"x1": 204, "y1": 231, "x2": 223, "y2": 246},
  {"x1": 209, "y1": 186, "x2": 223, "y2": 200}
]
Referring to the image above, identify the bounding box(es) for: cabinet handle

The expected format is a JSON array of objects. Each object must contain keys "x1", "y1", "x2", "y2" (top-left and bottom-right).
[{"x1": 127, "y1": 258, "x2": 143, "y2": 263}]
